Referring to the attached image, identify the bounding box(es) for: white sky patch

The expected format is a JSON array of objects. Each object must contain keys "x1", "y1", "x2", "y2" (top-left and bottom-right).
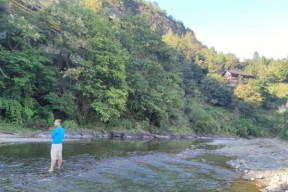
[{"x1": 193, "y1": 26, "x2": 288, "y2": 60}]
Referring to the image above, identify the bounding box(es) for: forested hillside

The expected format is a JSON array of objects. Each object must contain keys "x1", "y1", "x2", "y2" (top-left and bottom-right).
[{"x1": 0, "y1": 0, "x2": 287, "y2": 136}]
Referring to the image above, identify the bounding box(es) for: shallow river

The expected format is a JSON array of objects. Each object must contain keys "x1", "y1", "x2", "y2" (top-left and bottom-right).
[{"x1": 0, "y1": 139, "x2": 258, "y2": 192}]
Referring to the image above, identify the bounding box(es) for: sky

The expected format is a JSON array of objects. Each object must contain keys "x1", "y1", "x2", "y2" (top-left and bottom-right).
[{"x1": 153, "y1": 0, "x2": 288, "y2": 59}]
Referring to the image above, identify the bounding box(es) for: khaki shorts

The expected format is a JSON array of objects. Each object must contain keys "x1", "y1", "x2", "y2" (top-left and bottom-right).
[{"x1": 51, "y1": 144, "x2": 63, "y2": 160}]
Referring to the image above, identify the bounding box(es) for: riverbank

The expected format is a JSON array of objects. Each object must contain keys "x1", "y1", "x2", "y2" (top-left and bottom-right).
[
  {"x1": 200, "y1": 138, "x2": 288, "y2": 192},
  {"x1": 0, "y1": 130, "x2": 200, "y2": 144}
]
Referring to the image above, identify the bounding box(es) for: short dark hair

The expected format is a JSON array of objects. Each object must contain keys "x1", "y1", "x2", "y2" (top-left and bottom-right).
[{"x1": 55, "y1": 119, "x2": 62, "y2": 124}]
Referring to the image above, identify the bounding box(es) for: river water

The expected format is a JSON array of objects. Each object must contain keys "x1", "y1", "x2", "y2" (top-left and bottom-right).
[{"x1": 0, "y1": 139, "x2": 259, "y2": 192}]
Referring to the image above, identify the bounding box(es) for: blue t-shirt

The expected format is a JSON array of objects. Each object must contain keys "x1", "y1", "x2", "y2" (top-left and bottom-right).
[{"x1": 51, "y1": 126, "x2": 64, "y2": 144}]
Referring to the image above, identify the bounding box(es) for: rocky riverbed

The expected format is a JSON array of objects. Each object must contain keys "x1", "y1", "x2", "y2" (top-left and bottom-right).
[
  {"x1": 194, "y1": 138, "x2": 288, "y2": 192},
  {"x1": 2, "y1": 131, "x2": 288, "y2": 191}
]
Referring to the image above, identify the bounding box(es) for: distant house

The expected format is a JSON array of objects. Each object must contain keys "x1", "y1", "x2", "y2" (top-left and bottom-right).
[{"x1": 221, "y1": 70, "x2": 254, "y2": 86}]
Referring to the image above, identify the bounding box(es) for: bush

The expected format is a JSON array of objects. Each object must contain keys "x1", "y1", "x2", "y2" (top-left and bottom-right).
[
  {"x1": 134, "y1": 120, "x2": 150, "y2": 131},
  {"x1": 234, "y1": 119, "x2": 261, "y2": 137},
  {"x1": 200, "y1": 76, "x2": 232, "y2": 107},
  {"x1": 26, "y1": 120, "x2": 49, "y2": 130},
  {"x1": 23, "y1": 107, "x2": 35, "y2": 121},
  {"x1": 185, "y1": 98, "x2": 222, "y2": 134},
  {"x1": 62, "y1": 120, "x2": 79, "y2": 129},
  {"x1": 234, "y1": 83, "x2": 263, "y2": 105},
  {"x1": 278, "y1": 112, "x2": 288, "y2": 138},
  {"x1": 109, "y1": 118, "x2": 150, "y2": 132},
  {"x1": 0, "y1": 98, "x2": 23, "y2": 124},
  {"x1": 44, "y1": 92, "x2": 77, "y2": 118},
  {"x1": 232, "y1": 100, "x2": 258, "y2": 118},
  {"x1": 47, "y1": 112, "x2": 54, "y2": 126},
  {"x1": 111, "y1": 118, "x2": 133, "y2": 130}
]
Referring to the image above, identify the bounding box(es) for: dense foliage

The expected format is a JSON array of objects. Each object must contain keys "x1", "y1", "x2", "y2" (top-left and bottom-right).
[{"x1": 0, "y1": 0, "x2": 287, "y2": 137}]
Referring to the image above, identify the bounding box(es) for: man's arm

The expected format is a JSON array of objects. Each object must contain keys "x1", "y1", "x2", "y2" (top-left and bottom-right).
[{"x1": 51, "y1": 129, "x2": 58, "y2": 138}]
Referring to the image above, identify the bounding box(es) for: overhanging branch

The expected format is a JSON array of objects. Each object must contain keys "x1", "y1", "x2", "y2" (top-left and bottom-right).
[{"x1": 0, "y1": 66, "x2": 10, "y2": 79}]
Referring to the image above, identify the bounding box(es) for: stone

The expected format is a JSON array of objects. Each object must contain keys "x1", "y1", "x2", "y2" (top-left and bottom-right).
[
  {"x1": 180, "y1": 135, "x2": 195, "y2": 139},
  {"x1": 243, "y1": 175, "x2": 254, "y2": 181},
  {"x1": 256, "y1": 174, "x2": 264, "y2": 179},
  {"x1": 110, "y1": 132, "x2": 122, "y2": 138},
  {"x1": 273, "y1": 175, "x2": 280, "y2": 182},
  {"x1": 170, "y1": 134, "x2": 181, "y2": 139},
  {"x1": 141, "y1": 135, "x2": 153, "y2": 139},
  {"x1": 154, "y1": 134, "x2": 171, "y2": 139},
  {"x1": 201, "y1": 159, "x2": 207, "y2": 163},
  {"x1": 124, "y1": 135, "x2": 133, "y2": 139},
  {"x1": 228, "y1": 159, "x2": 240, "y2": 168},
  {"x1": 235, "y1": 164, "x2": 241, "y2": 169}
]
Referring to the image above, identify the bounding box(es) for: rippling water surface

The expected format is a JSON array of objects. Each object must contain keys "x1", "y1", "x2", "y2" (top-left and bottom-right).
[{"x1": 0, "y1": 139, "x2": 258, "y2": 192}]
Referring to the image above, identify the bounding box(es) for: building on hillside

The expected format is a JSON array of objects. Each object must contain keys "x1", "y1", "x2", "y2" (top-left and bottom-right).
[{"x1": 221, "y1": 70, "x2": 254, "y2": 86}]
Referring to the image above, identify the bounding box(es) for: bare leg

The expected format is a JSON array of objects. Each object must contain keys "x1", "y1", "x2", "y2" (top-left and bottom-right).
[
  {"x1": 57, "y1": 159, "x2": 62, "y2": 170},
  {"x1": 49, "y1": 160, "x2": 56, "y2": 172}
]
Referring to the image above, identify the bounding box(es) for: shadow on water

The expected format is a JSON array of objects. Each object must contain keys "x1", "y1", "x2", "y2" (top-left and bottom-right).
[{"x1": 0, "y1": 139, "x2": 259, "y2": 192}]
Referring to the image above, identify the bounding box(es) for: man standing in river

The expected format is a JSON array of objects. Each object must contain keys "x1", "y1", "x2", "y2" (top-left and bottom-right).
[{"x1": 49, "y1": 119, "x2": 64, "y2": 172}]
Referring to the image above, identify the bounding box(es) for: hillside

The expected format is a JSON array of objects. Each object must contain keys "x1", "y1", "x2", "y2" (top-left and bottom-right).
[{"x1": 0, "y1": 0, "x2": 287, "y2": 136}]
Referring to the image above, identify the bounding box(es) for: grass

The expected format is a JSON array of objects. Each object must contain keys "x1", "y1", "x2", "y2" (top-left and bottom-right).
[
  {"x1": 0, "y1": 119, "x2": 150, "y2": 134},
  {"x1": 0, "y1": 120, "x2": 33, "y2": 133}
]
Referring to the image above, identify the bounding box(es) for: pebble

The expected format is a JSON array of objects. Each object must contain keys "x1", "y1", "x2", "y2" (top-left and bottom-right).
[
  {"x1": 243, "y1": 175, "x2": 255, "y2": 181},
  {"x1": 235, "y1": 164, "x2": 241, "y2": 169},
  {"x1": 256, "y1": 174, "x2": 264, "y2": 179}
]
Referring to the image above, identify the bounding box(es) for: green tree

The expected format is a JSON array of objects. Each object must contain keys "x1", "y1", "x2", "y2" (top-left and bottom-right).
[
  {"x1": 50, "y1": 3, "x2": 128, "y2": 122},
  {"x1": 200, "y1": 75, "x2": 232, "y2": 107},
  {"x1": 119, "y1": 15, "x2": 184, "y2": 128},
  {"x1": 162, "y1": 28, "x2": 180, "y2": 48},
  {"x1": 234, "y1": 83, "x2": 263, "y2": 105}
]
